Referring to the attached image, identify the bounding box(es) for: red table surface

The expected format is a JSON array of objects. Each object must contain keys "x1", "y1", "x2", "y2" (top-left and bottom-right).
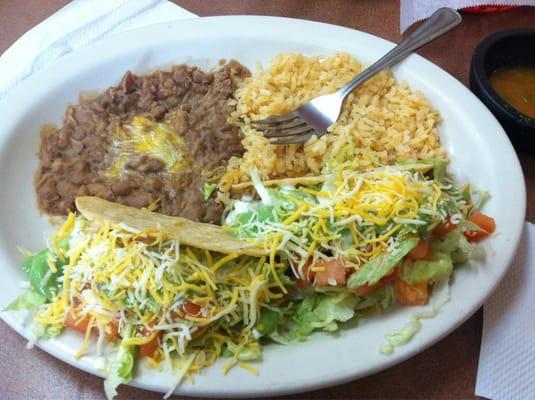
[{"x1": 1, "y1": 1, "x2": 534, "y2": 399}]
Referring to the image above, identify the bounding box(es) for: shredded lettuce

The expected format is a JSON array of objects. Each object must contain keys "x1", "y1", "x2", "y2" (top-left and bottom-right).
[
  {"x1": 31, "y1": 321, "x2": 62, "y2": 339},
  {"x1": 226, "y1": 185, "x2": 316, "y2": 238},
  {"x1": 26, "y1": 321, "x2": 63, "y2": 349},
  {"x1": 24, "y1": 240, "x2": 69, "y2": 301},
  {"x1": 270, "y1": 186, "x2": 315, "y2": 211},
  {"x1": 459, "y1": 218, "x2": 485, "y2": 233},
  {"x1": 472, "y1": 190, "x2": 491, "y2": 212},
  {"x1": 224, "y1": 341, "x2": 262, "y2": 361},
  {"x1": 432, "y1": 229, "x2": 463, "y2": 254},
  {"x1": 355, "y1": 284, "x2": 395, "y2": 310},
  {"x1": 203, "y1": 183, "x2": 217, "y2": 200},
  {"x1": 432, "y1": 229, "x2": 485, "y2": 264},
  {"x1": 398, "y1": 158, "x2": 448, "y2": 181},
  {"x1": 323, "y1": 143, "x2": 357, "y2": 171},
  {"x1": 277, "y1": 272, "x2": 296, "y2": 286},
  {"x1": 21, "y1": 253, "x2": 34, "y2": 273},
  {"x1": 226, "y1": 204, "x2": 278, "y2": 238},
  {"x1": 347, "y1": 237, "x2": 419, "y2": 289},
  {"x1": 226, "y1": 183, "x2": 320, "y2": 239},
  {"x1": 429, "y1": 158, "x2": 448, "y2": 181},
  {"x1": 3, "y1": 290, "x2": 46, "y2": 311},
  {"x1": 270, "y1": 292, "x2": 358, "y2": 344},
  {"x1": 250, "y1": 169, "x2": 272, "y2": 205},
  {"x1": 399, "y1": 252, "x2": 453, "y2": 284},
  {"x1": 451, "y1": 233, "x2": 474, "y2": 264},
  {"x1": 104, "y1": 325, "x2": 137, "y2": 400},
  {"x1": 256, "y1": 308, "x2": 282, "y2": 336},
  {"x1": 312, "y1": 292, "x2": 357, "y2": 331}
]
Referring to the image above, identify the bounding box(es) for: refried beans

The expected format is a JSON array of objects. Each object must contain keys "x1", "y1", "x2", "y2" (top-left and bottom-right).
[{"x1": 35, "y1": 61, "x2": 250, "y2": 224}]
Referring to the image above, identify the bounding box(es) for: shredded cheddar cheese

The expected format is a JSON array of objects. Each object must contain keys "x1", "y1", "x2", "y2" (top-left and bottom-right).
[
  {"x1": 26, "y1": 161, "x2": 474, "y2": 396},
  {"x1": 34, "y1": 214, "x2": 285, "y2": 382},
  {"x1": 225, "y1": 162, "x2": 459, "y2": 281}
]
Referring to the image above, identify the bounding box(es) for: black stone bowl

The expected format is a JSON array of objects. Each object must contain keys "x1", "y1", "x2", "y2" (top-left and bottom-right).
[{"x1": 470, "y1": 29, "x2": 535, "y2": 150}]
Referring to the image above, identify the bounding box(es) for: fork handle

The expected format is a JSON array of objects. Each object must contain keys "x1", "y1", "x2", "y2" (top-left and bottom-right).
[{"x1": 338, "y1": 8, "x2": 462, "y2": 99}]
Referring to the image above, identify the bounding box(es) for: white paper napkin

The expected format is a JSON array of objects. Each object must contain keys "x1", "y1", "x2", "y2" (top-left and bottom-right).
[
  {"x1": 475, "y1": 222, "x2": 535, "y2": 400},
  {"x1": 0, "y1": 0, "x2": 197, "y2": 100},
  {"x1": 400, "y1": 0, "x2": 535, "y2": 33}
]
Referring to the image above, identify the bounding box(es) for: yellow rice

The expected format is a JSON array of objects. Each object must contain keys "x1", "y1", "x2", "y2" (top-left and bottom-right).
[{"x1": 220, "y1": 52, "x2": 444, "y2": 190}]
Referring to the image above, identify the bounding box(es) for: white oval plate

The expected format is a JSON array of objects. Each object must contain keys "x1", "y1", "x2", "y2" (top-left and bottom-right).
[{"x1": 0, "y1": 16, "x2": 525, "y2": 398}]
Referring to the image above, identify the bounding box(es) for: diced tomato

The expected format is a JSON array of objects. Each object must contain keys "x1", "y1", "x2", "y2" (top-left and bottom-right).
[
  {"x1": 180, "y1": 301, "x2": 202, "y2": 317},
  {"x1": 64, "y1": 312, "x2": 119, "y2": 339},
  {"x1": 408, "y1": 238, "x2": 432, "y2": 260},
  {"x1": 104, "y1": 318, "x2": 120, "y2": 339},
  {"x1": 394, "y1": 279, "x2": 429, "y2": 306},
  {"x1": 65, "y1": 312, "x2": 91, "y2": 334},
  {"x1": 294, "y1": 260, "x2": 314, "y2": 288},
  {"x1": 314, "y1": 259, "x2": 347, "y2": 286},
  {"x1": 172, "y1": 301, "x2": 202, "y2": 319},
  {"x1": 295, "y1": 278, "x2": 310, "y2": 288},
  {"x1": 354, "y1": 268, "x2": 398, "y2": 296},
  {"x1": 140, "y1": 332, "x2": 161, "y2": 358},
  {"x1": 464, "y1": 213, "x2": 496, "y2": 242},
  {"x1": 434, "y1": 218, "x2": 458, "y2": 237},
  {"x1": 354, "y1": 284, "x2": 377, "y2": 297}
]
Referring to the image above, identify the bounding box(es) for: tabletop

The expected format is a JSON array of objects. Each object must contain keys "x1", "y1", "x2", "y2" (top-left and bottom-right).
[{"x1": 1, "y1": 1, "x2": 534, "y2": 399}]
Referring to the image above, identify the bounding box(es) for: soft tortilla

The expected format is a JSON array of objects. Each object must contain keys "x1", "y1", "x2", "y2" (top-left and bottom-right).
[{"x1": 75, "y1": 196, "x2": 267, "y2": 257}]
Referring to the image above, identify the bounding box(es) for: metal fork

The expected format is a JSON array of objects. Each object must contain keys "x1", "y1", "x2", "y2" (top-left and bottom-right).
[{"x1": 252, "y1": 8, "x2": 462, "y2": 145}]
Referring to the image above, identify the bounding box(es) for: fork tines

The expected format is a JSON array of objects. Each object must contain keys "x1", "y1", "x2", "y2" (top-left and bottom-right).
[{"x1": 251, "y1": 112, "x2": 316, "y2": 144}]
